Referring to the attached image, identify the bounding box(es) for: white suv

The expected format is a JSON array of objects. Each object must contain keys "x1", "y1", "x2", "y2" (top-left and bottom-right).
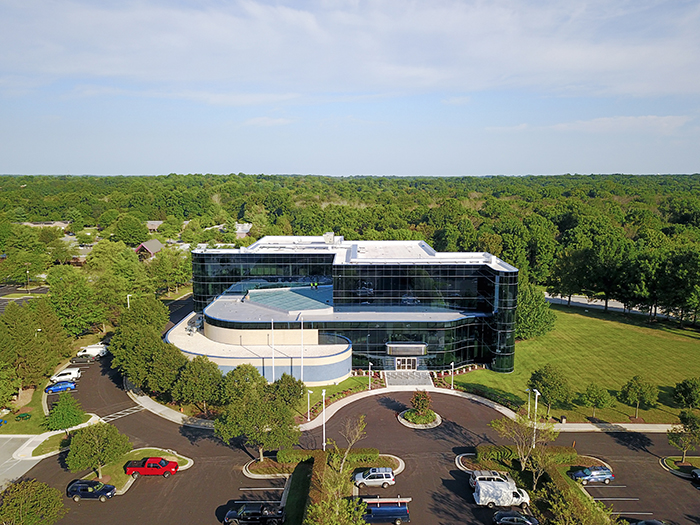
[
  {"x1": 49, "y1": 368, "x2": 82, "y2": 383},
  {"x1": 469, "y1": 470, "x2": 515, "y2": 489},
  {"x1": 354, "y1": 468, "x2": 395, "y2": 489}
]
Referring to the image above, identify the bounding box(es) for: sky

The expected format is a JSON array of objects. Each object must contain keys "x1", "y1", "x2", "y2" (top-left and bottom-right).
[{"x1": 1, "y1": 0, "x2": 699, "y2": 176}]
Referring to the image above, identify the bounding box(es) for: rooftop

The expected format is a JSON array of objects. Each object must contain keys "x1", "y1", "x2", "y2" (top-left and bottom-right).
[{"x1": 192, "y1": 234, "x2": 517, "y2": 272}]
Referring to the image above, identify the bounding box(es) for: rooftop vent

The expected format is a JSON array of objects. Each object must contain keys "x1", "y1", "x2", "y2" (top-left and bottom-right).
[{"x1": 323, "y1": 232, "x2": 335, "y2": 244}]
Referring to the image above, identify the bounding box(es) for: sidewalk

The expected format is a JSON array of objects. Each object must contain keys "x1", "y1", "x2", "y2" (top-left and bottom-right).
[{"x1": 123, "y1": 378, "x2": 214, "y2": 430}]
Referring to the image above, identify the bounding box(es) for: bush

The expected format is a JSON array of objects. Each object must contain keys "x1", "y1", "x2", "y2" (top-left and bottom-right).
[
  {"x1": 277, "y1": 449, "x2": 315, "y2": 464},
  {"x1": 410, "y1": 390, "x2": 432, "y2": 416},
  {"x1": 327, "y1": 447, "x2": 379, "y2": 464},
  {"x1": 546, "y1": 446, "x2": 578, "y2": 465},
  {"x1": 476, "y1": 445, "x2": 516, "y2": 463},
  {"x1": 403, "y1": 409, "x2": 436, "y2": 424}
]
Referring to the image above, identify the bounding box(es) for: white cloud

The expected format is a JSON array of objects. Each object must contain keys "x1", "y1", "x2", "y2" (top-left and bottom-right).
[
  {"x1": 551, "y1": 115, "x2": 692, "y2": 134},
  {"x1": 244, "y1": 116, "x2": 292, "y2": 127},
  {"x1": 0, "y1": 0, "x2": 699, "y2": 98},
  {"x1": 442, "y1": 96, "x2": 471, "y2": 105}
]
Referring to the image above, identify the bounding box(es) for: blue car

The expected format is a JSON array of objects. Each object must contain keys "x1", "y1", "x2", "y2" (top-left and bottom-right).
[
  {"x1": 569, "y1": 466, "x2": 614, "y2": 485},
  {"x1": 45, "y1": 381, "x2": 76, "y2": 394}
]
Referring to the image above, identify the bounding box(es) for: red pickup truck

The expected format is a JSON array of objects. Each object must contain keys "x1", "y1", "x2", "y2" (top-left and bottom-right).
[{"x1": 125, "y1": 457, "x2": 179, "y2": 479}]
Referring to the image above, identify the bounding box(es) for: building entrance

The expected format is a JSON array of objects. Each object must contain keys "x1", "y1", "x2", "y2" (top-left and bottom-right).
[{"x1": 395, "y1": 357, "x2": 417, "y2": 370}]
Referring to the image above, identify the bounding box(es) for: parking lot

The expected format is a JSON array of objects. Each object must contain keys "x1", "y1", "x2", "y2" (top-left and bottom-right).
[{"x1": 25, "y1": 362, "x2": 700, "y2": 524}]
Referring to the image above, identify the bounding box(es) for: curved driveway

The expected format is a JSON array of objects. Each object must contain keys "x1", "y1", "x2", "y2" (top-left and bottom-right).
[{"x1": 20, "y1": 297, "x2": 700, "y2": 525}]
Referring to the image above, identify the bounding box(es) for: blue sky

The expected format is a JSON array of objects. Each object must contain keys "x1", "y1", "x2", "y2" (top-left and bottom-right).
[{"x1": 1, "y1": 0, "x2": 699, "y2": 176}]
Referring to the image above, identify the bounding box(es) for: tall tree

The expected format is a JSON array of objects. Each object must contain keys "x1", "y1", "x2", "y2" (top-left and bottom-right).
[
  {"x1": 46, "y1": 265, "x2": 105, "y2": 336},
  {"x1": 619, "y1": 376, "x2": 658, "y2": 419},
  {"x1": 46, "y1": 392, "x2": 85, "y2": 436},
  {"x1": 527, "y1": 364, "x2": 572, "y2": 418},
  {"x1": 489, "y1": 411, "x2": 559, "y2": 471},
  {"x1": 66, "y1": 423, "x2": 132, "y2": 478},
  {"x1": 515, "y1": 279, "x2": 556, "y2": 340},
  {"x1": 111, "y1": 214, "x2": 148, "y2": 246},
  {"x1": 673, "y1": 377, "x2": 700, "y2": 410},
  {"x1": 171, "y1": 356, "x2": 222, "y2": 416},
  {"x1": 667, "y1": 410, "x2": 700, "y2": 463},
  {"x1": 0, "y1": 479, "x2": 67, "y2": 525},
  {"x1": 580, "y1": 383, "x2": 615, "y2": 418}
]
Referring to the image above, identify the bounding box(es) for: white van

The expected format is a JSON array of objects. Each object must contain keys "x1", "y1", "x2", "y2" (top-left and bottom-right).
[
  {"x1": 473, "y1": 480, "x2": 530, "y2": 510},
  {"x1": 50, "y1": 368, "x2": 82, "y2": 384},
  {"x1": 469, "y1": 470, "x2": 516, "y2": 489},
  {"x1": 76, "y1": 344, "x2": 109, "y2": 359}
]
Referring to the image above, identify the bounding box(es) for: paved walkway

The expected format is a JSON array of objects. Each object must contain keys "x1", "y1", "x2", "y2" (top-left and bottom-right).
[{"x1": 384, "y1": 370, "x2": 433, "y2": 387}]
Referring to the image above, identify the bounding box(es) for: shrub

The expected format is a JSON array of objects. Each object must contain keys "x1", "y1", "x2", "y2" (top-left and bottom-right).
[
  {"x1": 476, "y1": 445, "x2": 516, "y2": 463},
  {"x1": 277, "y1": 449, "x2": 315, "y2": 464},
  {"x1": 410, "y1": 390, "x2": 432, "y2": 416}
]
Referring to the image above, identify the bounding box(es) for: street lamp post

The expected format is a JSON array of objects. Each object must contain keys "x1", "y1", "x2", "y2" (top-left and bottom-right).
[
  {"x1": 307, "y1": 390, "x2": 313, "y2": 422},
  {"x1": 322, "y1": 389, "x2": 327, "y2": 451},
  {"x1": 532, "y1": 388, "x2": 541, "y2": 448},
  {"x1": 300, "y1": 316, "x2": 304, "y2": 383},
  {"x1": 35, "y1": 328, "x2": 42, "y2": 338},
  {"x1": 368, "y1": 361, "x2": 372, "y2": 391},
  {"x1": 126, "y1": 294, "x2": 132, "y2": 309},
  {"x1": 526, "y1": 388, "x2": 532, "y2": 420},
  {"x1": 271, "y1": 319, "x2": 275, "y2": 383},
  {"x1": 450, "y1": 361, "x2": 455, "y2": 390}
]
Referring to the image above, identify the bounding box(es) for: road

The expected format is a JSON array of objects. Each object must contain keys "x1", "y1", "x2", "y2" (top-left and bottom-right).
[{"x1": 21, "y1": 297, "x2": 700, "y2": 525}]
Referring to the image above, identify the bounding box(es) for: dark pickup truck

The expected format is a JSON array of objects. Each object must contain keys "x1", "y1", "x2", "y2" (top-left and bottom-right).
[
  {"x1": 223, "y1": 502, "x2": 285, "y2": 525},
  {"x1": 125, "y1": 457, "x2": 179, "y2": 479}
]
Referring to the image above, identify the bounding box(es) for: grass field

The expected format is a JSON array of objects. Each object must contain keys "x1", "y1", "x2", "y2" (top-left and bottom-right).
[
  {"x1": 0, "y1": 388, "x2": 46, "y2": 435},
  {"x1": 455, "y1": 305, "x2": 700, "y2": 424}
]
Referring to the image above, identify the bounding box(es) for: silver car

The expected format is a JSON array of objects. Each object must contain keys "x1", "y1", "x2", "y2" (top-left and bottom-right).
[{"x1": 354, "y1": 467, "x2": 395, "y2": 489}]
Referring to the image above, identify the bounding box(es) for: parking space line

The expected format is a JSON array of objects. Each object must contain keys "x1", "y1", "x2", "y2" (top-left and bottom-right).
[
  {"x1": 239, "y1": 488, "x2": 284, "y2": 491},
  {"x1": 586, "y1": 485, "x2": 627, "y2": 488},
  {"x1": 610, "y1": 512, "x2": 654, "y2": 516}
]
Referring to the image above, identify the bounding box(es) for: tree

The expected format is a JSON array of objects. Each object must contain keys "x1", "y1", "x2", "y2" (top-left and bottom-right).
[
  {"x1": 0, "y1": 362, "x2": 21, "y2": 409},
  {"x1": 269, "y1": 373, "x2": 305, "y2": 408},
  {"x1": 66, "y1": 423, "x2": 132, "y2": 478},
  {"x1": 410, "y1": 390, "x2": 432, "y2": 416},
  {"x1": 580, "y1": 383, "x2": 615, "y2": 419},
  {"x1": 667, "y1": 410, "x2": 700, "y2": 463},
  {"x1": 171, "y1": 356, "x2": 222, "y2": 416},
  {"x1": 489, "y1": 411, "x2": 559, "y2": 471},
  {"x1": 46, "y1": 392, "x2": 85, "y2": 436},
  {"x1": 111, "y1": 214, "x2": 148, "y2": 246},
  {"x1": 516, "y1": 279, "x2": 556, "y2": 340},
  {"x1": 145, "y1": 342, "x2": 188, "y2": 395},
  {"x1": 619, "y1": 375, "x2": 658, "y2": 419},
  {"x1": 304, "y1": 498, "x2": 367, "y2": 525},
  {"x1": 46, "y1": 265, "x2": 105, "y2": 336},
  {"x1": 119, "y1": 294, "x2": 169, "y2": 331},
  {"x1": 673, "y1": 377, "x2": 700, "y2": 410},
  {"x1": 109, "y1": 325, "x2": 164, "y2": 388},
  {"x1": 0, "y1": 479, "x2": 67, "y2": 525},
  {"x1": 217, "y1": 364, "x2": 268, "y2": 406},
  {"x1": 527, "y1": 364, "x2": 572, "y2": 418},
  {"x1": 528, "y1": 445, "x2": 555, "y2": 491},
  {"x1": 215, "y1": 389, "x2": 300, "y2": 462},
  {"x1": 333, "y1": 414, "x2": 367, "y2": 475}
]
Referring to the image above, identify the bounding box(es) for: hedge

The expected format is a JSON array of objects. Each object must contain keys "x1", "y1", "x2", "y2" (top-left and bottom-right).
[
  {"x1": 277, "y1": 449, "x2": 316, "y2": 464},
  {"x1": 475, "y1": 445, "x2": 577, "y2": 466}
]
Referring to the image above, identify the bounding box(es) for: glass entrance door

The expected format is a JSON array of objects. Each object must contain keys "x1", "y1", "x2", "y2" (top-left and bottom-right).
[{"x1": 395, "y1": 357, "x2": 417, "y2": 370}]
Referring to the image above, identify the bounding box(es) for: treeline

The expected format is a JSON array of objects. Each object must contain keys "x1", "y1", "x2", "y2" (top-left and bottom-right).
[{"x1": 1, "y1": 173, "x2": 699, "y2": 324}]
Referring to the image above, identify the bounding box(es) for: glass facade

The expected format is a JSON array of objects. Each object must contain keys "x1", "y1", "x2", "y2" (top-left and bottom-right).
[{"x1": 193, "y1": 248, "x2": 518, "y2": 372}]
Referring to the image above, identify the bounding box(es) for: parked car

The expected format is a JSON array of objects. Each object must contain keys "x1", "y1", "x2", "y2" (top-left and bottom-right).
[
  {"x1": 223, "y1": 502, "x2": 284, "y2": 524},
  {"x1": 66, "y1": 480, "x2": 116, "y2": 502},
  {"x1": 469, "y1": 469, "x2": 516, "y2": 489},
  {"x1": 691, "y1": 468, "x2": 700, "y2": 481},
  {"x1": 76, "y1": 344, "x2": 109, "y2": 359},
  {"x1": 49, "y1": 368, "x2": 82, "y2": 383},
  {"x1": 45, "y1": 381, "x2": 76, "y2": 394},
  {"x1": 71, "y1": 355, "x2": 97, "y2": 364},
  {"x1": 361, "y1": 496, "x2": 411, "y2": 524},
  {"x1": 473, "y1": 481, "x2": 530, "y2": 509},
  {"x1": 569, "y1": 466, "x2": 614, "y2": 485},
  {"x1": 355, "y1": 467, "x2": 396, "y2": 488},
  {"x1": 493, "y1": 510, "x2": 539, "y2": 525},
  {"x1": 125, "y1": 457, "x2": 179, "y2": 478}
]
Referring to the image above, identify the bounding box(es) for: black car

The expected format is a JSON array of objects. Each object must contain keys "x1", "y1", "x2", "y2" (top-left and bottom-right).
[
  {"x1": 493, "y1": 510, "x2": 539, "y2": 525},
  {"x1": 224, "y1": 503, "x2": 284, "y2": 524},
  {"x1": 71, "y1": 355, "x2": 97, "y2": 364},
  {"x1": 67, "y1": 480, "x2": 116, "y2": 502}
]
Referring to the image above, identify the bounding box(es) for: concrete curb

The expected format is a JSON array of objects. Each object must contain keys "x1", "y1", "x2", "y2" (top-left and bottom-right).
[
  {"x1": 383, "y1": 454, "x2": 405, "y2": 475},
  {"x1": 397, "y1": 410, "x2": 442, "y2": 429},
  {"x1": 123, "y1": 377, "x2": 215, "y2": 430},
  {"x1": 12, "y1": 414, "x2": 102, "y2": 460},
  {"x1": 658, "y1": 456, "x2": 693, "y2": 479},
  {"x1": 243, "y1": 459, "x2": 291, "y2": 479},
  {"x1": 454, "y1": 453, "x2": 475, "y2": 472},
  {"x1": 115, "y1": 447, "x2": 195, "y2": 495}
]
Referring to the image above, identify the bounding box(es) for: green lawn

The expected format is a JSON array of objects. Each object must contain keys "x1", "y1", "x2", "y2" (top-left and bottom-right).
[
  {"x1": 84, "y1": 448, "x2": 190, "y2": 491},
  {"x1": 32, "y1": 433, "x2": 71, "y2": 457},
  {"x1": 293, "y1": 375, "x2": 381, "y2": 419},
  {"x1": 454, "y1": 305, "x2": 700, "y2": 424},
  {"x1": 0, "y1": 388, "x2": 46, "y2": 435},
  {"x1": 663, "y1": 456, "x2": 700, "y2": 474}
]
